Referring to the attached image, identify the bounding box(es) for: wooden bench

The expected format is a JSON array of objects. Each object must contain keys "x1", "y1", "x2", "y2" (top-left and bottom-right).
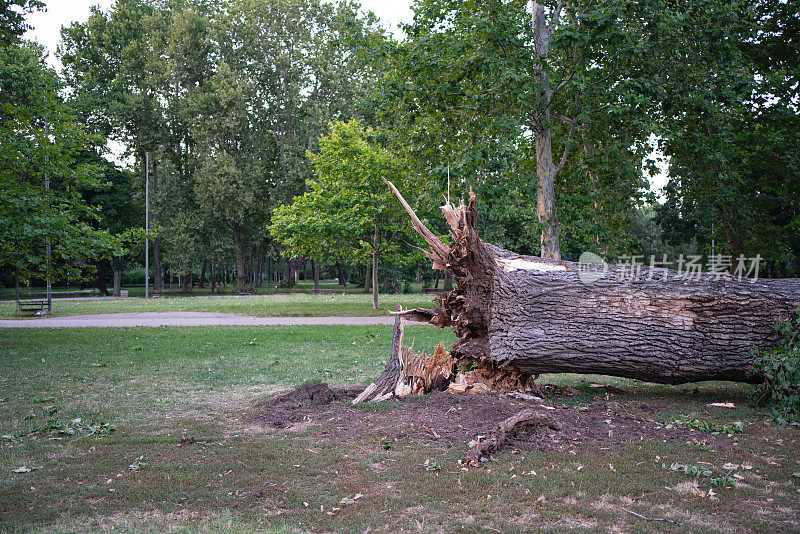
[{"x1": 17, "y1": 299, "x2": 47, "y2": 315}]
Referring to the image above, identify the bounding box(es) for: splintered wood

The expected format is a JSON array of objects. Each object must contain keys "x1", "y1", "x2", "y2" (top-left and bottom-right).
[
  {"x1": 354, "y1": 306, "x2": 540, "y2": 404},
  {"x1": 448, "y1": 366, "x2": 536, "y2": 395},
  {"x1": 353, "y1": 307, "x2": 456, "y2": 404}
]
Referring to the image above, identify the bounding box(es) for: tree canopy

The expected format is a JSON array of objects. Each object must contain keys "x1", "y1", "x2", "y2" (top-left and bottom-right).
[{"x1": 4, "y1": 0, "x2": 799, "y2": 296}]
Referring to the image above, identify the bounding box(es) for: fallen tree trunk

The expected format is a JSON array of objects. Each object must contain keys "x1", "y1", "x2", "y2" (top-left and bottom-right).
[{"x1": 385, "y1": 180, "x2": 800, "y2": 385}]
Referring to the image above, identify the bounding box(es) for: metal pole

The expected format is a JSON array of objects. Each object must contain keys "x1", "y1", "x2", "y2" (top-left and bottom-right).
[
  {"x1": 45, "y1": 109, "x2": 51, "y2": 314},
  {"x1": 711, "y1": 222, "x2": 715, "y2": 262},
  {"x1": 145, "y1": 152, "x2": 150, "y2": 299}
]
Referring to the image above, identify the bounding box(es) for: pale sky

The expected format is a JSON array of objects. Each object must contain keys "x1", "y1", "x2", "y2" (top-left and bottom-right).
[{"x1": 23, "y1": 0, "x2": 668, "y2": 198}]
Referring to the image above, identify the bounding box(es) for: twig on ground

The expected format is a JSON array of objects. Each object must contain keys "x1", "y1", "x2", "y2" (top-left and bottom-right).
[{"x1": 620, "y1": 507, "x2": 680, "y2": 525}]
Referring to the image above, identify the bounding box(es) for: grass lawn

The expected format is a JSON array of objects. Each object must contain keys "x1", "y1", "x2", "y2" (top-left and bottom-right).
[
  {"x1": 0, "y1": 293, "x2": 438, "y2": 319},
  {"x1": 0, "y1": 326, "x2": 798, "y2": 532}
]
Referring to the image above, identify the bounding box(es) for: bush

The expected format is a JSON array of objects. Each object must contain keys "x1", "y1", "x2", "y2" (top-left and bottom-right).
[{"x1": 751, "y1": 309, "x2": 800, "y2": 426}]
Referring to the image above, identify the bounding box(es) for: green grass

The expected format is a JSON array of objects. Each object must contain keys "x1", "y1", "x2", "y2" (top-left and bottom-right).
[
  {"x1": 0, "y1": 293, "x2": 437, "y2": 318},
  {"x1": 0, "y1": 327, "x2": 798, "y2": 532}
]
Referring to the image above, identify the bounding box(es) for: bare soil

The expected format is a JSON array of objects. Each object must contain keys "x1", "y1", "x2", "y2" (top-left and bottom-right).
[{"x1": 250, "y1": 383, "x2": 729, "y2": 453}]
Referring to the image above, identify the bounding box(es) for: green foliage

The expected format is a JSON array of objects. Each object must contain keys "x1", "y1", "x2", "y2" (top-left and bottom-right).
[
  {"x1": 57, "y1": 0, "x2": 388, "y2": 286},
  {"x1": 655, "y1": 0, "x2": 800, "y2": 267},
  {"x1": 22, "y1": 404, "x2": 117, "y2": 438},
  {"x1": 711, "y1": 476, "x2": 736, "y2": 489},
  {"x1": 128, "y1": 455, "x2": 147, "y2": 470},
  {"x1": 668, "y1": 463, "x2": 713, "y2": 478},
  {"x1": 665, "y1": 418, "x2": 744, "y2": 435},
  {"x1": 423, "y1": 459, "x2": 442, "y2": 472},
  {"x1": 271, "y1": 119, "x2": 418, "y2": 268},
  {"x1": 751, "y1": 310, "x2": 800, "y2": 426},
  {"x1": 0, "y1": 0, "x2": 44, "y2": 44},
  {"x1": 0, "y1": 39, "x2": 123, "y2": 285}
]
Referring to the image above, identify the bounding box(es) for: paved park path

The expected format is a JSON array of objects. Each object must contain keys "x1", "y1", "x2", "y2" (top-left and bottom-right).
[{"x1": 0, "y1": 312, "x2": 400, "y2": 328}]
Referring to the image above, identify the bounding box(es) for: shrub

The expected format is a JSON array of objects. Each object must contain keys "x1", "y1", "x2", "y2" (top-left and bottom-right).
[{"x1": 751, "y1": 309, "x2": 800, "y2": 426}]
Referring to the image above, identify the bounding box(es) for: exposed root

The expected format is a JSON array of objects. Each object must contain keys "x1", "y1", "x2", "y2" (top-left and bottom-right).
[{"x1": 464, "y1": 409, "x2": 562, "y2": 467}]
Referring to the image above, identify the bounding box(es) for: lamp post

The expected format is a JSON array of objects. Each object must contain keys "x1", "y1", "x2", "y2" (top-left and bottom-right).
[
  {"x1": 145, "y1": 152, "x2": 150, "y2": 299},
  {"x1": 45, "y1": 108, "x2": 51, "y2": 314}
]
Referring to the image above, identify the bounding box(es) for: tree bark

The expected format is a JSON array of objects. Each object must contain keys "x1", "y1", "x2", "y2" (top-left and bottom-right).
[
  {"x1": 312, "y1": 258, "x2": 320, "y2": 292},
  {"x1": 181, "y1": 264, "x2": 193, "y2": 294},
  {"x1": 151, "y1": 158, "x2": 164, "y2": 293},
  {"x1": 110, "y1": 259, "x2": 122, "y2": 297},
  {"x1": 364, "y1": 263, "x2": 371, "y2": 293},
  {"x1": 95, "y1": 266, "x2": 109, "y2": 296},
  {"x1": 233, "y1": 232, "x2": 247, "y2": 293},
  {"x1": 385, "y1": 180, "x2": 800, "y2": 385},
  {"x1": 199, "y1": 259, "x2": 207, "y2": 288},
  {"x1": 372, "y1": 223, "x2": 379, "y2": 310},
  {"x1": 531, "y1": 1, "x2": 566, "y2": 260},
  {"x1": 288, "y1": 257, "x2": 304, "y2": 286},
  {"x1": 210, "y1": 263, "x2": 216, "y2": 294},
  {"x1": 337, "y1": 262, "x2": 347, "y2": 287}
]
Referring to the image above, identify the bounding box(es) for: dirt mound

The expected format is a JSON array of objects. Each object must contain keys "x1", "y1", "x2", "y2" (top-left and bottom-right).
[
  {"x1": 252, "y1": 382, "x2": 360, "y2": 428},
  {"x1": 250, "y1": 385, "x2": 729, "y2": 452}
]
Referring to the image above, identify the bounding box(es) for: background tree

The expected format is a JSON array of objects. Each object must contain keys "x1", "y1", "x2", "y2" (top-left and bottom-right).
[
  {"x1": 0, "y1": 36, "x2": 122, "y2": 297},
  {"x1": 382, "y1": 0, "x2": 657, "y2": 261},
  {"x1": 655, "y1": 0, "x2": 800, "y2": 276},
  {"x1": 192, "y1": 62, "x2": 265, "y2": 293},
  {"x1": 271, "y1": 120, "x2": 414, "y2": 309},
  {"x1": 0, "y1": 0, "x2": 43, "y2": 44}
]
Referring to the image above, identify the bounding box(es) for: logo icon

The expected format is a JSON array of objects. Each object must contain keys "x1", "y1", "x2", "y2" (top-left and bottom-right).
[{"x1": 577, "y1": 251, "x2": 608, "y2": 284}]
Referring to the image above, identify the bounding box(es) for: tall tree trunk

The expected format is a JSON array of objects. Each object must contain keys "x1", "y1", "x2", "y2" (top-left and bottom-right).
[
  {"x1": 533, "y1": 124, "x2": 561, "y2": 260},
  {"x1": 180, "y1": 264, "x2": 193, "y2": 294},
  {"x1": 210, "y1": 263, "x2": 216, "y2": 294},
  {"x1": 531, "y1": 2, "x2": 567, "y2": 260},
  {"x1": 364, "y1": 264, "x2": 371, "y2": 293},
  {"x1": 199, "y1": 259, "x2": 207, "y2": 288},
  {"x1": 233, "y1": 232, "x2": 246, "y2": 293},
  {"x1": 288, "y1": 257, "x2": 304, "y2": 285},
  {"x1": 95, "y1": 265, "x2": 109, "y2": 296},
  {"x1": 151, "y1": 158, "x2": 164, "y2": 293},
  {"x1": 312, "y1": 258, "x2": 320, "y2": 292},
  {"x1": 256, "y1": 252, "x2": 263, "y2": 287},
  {"x1": 337, "y1": 262, "x2": 347, "y2": 287},
  {"x1": 153, "y1": 235, "x2": 164, "y2": 293},
  {"x1": 372, "y1": 224, "x2": 379, "y2": 310},
  {"x1": 110, "y1": 259, "x2": 122, "y2": 297},
  {"x1": 434, "y1": 270, "x2": 440, "y2": 289}
]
